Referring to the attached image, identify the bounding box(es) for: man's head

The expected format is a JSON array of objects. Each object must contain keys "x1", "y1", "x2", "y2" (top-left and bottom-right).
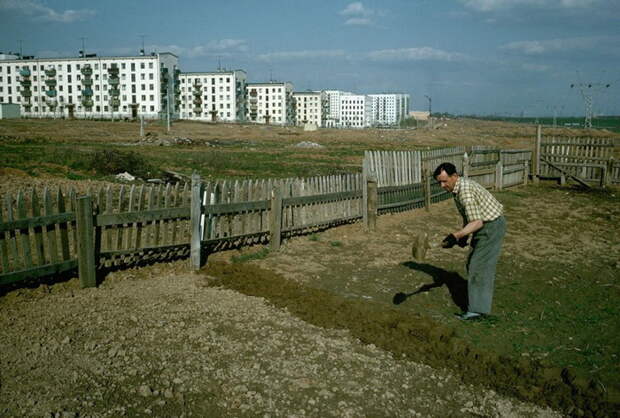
[{"x1": 434, "y1": 162, "x2": 459, "y2": 192}]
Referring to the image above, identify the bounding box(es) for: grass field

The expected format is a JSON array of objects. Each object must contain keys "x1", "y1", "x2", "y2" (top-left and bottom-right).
[
  {"x1": 471, "y1": 115, "x2": 620, "y2": 133},
  {"x1": 2, "y1": 117, "x2": 618, "y2": 183}
]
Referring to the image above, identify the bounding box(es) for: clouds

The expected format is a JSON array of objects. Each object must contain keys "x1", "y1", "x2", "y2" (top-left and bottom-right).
[
  {"x1": 258, "y1": 50, "x2": 346, "y2": 62},
  {"x1": 339, "y1": 2, "x2": 378, "y2": 26},
  {"x1": 0, "y1": 0, "x2": 95, "y2": 23},
  {"x1": 367, "y1": 47, "x2": 468, "y2": 63},
  {"x1": 500, "y1": 35, "x2": 620, "y2": 59},
  {"x1": 458, "y1": 0, "x2": 601, "y2": 11},
  {"x1": 150, "y1": 39, "x2": 248, "y2": 59}
]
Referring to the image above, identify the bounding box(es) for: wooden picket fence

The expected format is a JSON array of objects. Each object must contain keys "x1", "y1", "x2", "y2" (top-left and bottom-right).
[
  {"x1": 1, "y1": 145, "x2": 535, "y2": 289},
  {"x1": 532, "y1": 126, "x2": 618, "y2": 186}
]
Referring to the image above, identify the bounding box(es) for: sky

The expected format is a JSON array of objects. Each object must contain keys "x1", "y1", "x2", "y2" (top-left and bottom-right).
[{"x1": 1, "y1": 0, "x2": 619, "y2": 117}]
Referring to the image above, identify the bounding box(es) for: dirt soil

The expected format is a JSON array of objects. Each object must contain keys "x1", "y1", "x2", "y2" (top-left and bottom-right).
[
  {"x1": 207, "y1": 183, "x2": 620, "y2": 417},
  {"x1": 1, "y1": 183, "x2": 618, "y2": 417}
]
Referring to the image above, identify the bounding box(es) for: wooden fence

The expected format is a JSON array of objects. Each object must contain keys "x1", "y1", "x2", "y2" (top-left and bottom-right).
[
  {"x1": 532, "y1": 126, "x2": 618, "y2": 186},
  {"x1": 1, "y1": 145, "x2": 533, "y2": 289}
]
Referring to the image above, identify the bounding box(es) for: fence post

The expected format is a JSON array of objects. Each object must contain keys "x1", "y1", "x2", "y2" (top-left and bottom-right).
[
  {"x1": 366, "y1": 175, "x2": 377, "y2": 231},
  {"x1": 362, "y1": 157, "x2": 369, "y2": 227},
  {"x1": 270, "y1": 187, "x2": 283, "y2": 251},
  {"x1": 424, "y1": 170, "x2": 432, "y2": 212},
  {"x1": 523, "y1": 160, "x2": 529, "y2": 186},
  {"x1": 533, "y1": 125, "x2": 541, "y2": 184},
  {"x1": 604, "y1": 157, "x2": 614, "y2": 187},
  {"x1": 76, "y1": 195, "x2": 96, "y2": 288},
  {"x1": 463, "y1": 153, "x2": 469, "y2": 178},
  {"x1": 495, "y1": 159, "x2": 503, "y2": 191},
  {"x1": 190, "y1": 173, "x2": 203, "y2": 271}
]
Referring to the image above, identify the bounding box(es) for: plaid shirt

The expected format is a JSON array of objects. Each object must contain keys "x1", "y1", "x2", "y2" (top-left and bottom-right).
[{"x1": 452, "y1": 177, "x2": 503, "y2": 224}]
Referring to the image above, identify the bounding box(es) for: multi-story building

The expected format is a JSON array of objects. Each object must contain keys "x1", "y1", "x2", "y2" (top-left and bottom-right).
[
  {"x1": 0, "y1": 52, "x2": 179, "y2": 119},
  {"x1": 339, "y1": 94, "x2": 371, "y2": 129},
  {"x1": 292, "y1": 90, "x2": 326, "y2": 127},
  {"x1": 246, "y1": 82, "x2": 294, "y2": 125},
  {"x1": 323, "y1": 89, "x2": 353, "y2": 127},
  {"x1": 368, "y1": 93, "x2": 410, "y2": 126},
  {"x1": 178, "y1": 70, "x2": 247, "y2": 122}
]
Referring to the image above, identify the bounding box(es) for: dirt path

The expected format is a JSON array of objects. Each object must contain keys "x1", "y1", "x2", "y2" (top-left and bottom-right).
[{"x1": 1, "y1": 263, "x2": 561, "y2": 417}]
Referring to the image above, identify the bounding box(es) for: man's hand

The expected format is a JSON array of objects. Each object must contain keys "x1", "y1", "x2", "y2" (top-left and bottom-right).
[
  {"x1": 457, "y1": 236, "x2": 468, "y2": 248},
  {"x1": 441, "y1": 234, "x2": 458, "y2": 248}
]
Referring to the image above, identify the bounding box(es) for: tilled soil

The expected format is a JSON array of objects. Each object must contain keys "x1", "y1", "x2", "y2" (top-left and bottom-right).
[{"x1": 1, "y1": 261, "x2": 561, "y2": 417}]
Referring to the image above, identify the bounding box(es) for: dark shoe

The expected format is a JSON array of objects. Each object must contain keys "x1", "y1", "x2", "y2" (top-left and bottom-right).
[{"x1": 455, "y1": 311, "x2": 482, "y2": 321}]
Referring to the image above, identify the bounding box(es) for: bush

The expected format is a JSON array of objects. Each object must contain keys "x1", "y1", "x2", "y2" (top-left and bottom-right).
[{"x1": 89, "y1": 149, "x2": 159, "y2": 179}]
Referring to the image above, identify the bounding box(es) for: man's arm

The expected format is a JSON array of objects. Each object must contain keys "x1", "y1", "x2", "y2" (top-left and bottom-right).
[{"x1": 453, "y1": 220, "x2": 483, "y2": 239}]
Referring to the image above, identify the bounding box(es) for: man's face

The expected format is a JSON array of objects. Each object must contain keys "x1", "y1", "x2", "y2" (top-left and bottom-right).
[{"x1": 436, "y1": 170, "x2": 458, "y2": 192}]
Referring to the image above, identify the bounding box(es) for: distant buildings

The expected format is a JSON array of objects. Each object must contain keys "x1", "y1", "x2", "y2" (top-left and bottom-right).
[
  {"x1": 0, "y1": 52, "x2": 179, "y2": 119},
  {"x1": 292, "y1": 90, "x2": 326, "y2": 127},
  {"x1": 246, "y1": 82, "x2": 294, "y2": 125},
  {"x1": 368, "y1": 94, "x2": 410, "y2": 127},
  {"x1": 178, "y1": 70, "x2": 247, "y2": 122},
  {"x1": 1, "y1": 50, "x2": 411, "y2": 128}
]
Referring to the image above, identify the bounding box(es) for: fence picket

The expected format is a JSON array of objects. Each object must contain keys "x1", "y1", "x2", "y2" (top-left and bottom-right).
[
  {"x1": 16, "y1": 191, "x2": 33, "y2": 269},
  {"x1": 30, "y1": 189, "x2": 45, "y2": 265},
  {"x1": 5, "y1": 194, "x2": 20, "y2": 271},
  {"x1": 0, "y1": 199, "x2": 10, "y2": 273},
  {"x1": 43, "y1": 188, "x2": 60, "y2": 265}
]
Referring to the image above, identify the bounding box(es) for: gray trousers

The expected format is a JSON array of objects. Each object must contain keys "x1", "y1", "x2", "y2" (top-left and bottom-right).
[{"x1": 466, "y1": 216, "x2": 506, "y2": 314}]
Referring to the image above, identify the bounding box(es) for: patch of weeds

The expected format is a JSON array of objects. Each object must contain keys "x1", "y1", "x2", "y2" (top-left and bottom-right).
[
  {"x1": 231, "y1": 248, "x2": 270, "y2": 263},
  {"x1": 88, "y1": 149, "x2": 160, "y2": 179},
  {"x1": 330, "y1": 240, "x2": 343, "y2": 247},
  {"x1": 308, "y1": 234, "x2": 320, "y2": 242}
]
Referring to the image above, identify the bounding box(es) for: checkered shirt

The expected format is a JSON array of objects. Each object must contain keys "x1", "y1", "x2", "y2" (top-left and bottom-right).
[{"x1": 452, "y1": 177, "x2": 503, "y2": 223}]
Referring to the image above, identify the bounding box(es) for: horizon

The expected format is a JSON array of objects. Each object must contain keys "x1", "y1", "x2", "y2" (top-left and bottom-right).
[{"x1": 1, "y1": 0, "x2": 618, "y2": 117}]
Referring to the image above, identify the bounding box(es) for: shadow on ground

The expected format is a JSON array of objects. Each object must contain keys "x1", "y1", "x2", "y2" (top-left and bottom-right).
[{"x1": 394, "y1": 262, "x2": 468, "y2": 312}]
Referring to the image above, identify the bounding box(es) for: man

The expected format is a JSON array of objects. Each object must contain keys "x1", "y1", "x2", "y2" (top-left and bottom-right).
[{"x1": 433, "y1": 162, "x2": 506, "y2": 321}]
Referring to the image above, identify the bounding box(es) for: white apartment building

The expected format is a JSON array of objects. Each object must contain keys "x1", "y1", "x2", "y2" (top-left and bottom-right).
[
  {"x1": 339, "y1": 94, "x2": 371, "y2": 129},
  {"x1": 0, "y1": 52, "x2": 179, "y2": 120},
  {"x1": 246, "y1": 82, "x2": 294, "y2": 125},
  {"x1": 179, "y1": 70, "x2": 247, "y2": 122},
  {"x1": 323, "y1": 89, "x2": 353, "y2": 127},
  {"x1": 368, "y1": 93, "x2": 410, "y2": 126},
  {"x1": 292, "y1": 91, "x2": 326, "y2": 127}
]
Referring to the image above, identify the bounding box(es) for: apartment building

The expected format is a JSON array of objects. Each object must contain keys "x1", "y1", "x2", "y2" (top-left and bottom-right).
[
  {"x1": 292, "y1": 90, "x2": 326, "y2": 127},
  {"x1": 339, "y1": 94, "x2": 371, "y2": 129},
  {"x1": 179, "y1": 70, "x2": 247, "y2": 122},
  {"x1": 323, "y1": 89, "x2": 354, "y2": 127},
  {"x1": 0, "y1": 52, "x2": 179, "y2": 119},
  {"x1": 246, "y1": 82, "x2": 294, "y2": 125},
  {"x1": 368, "y1": 93, "x2": 410, "y2": 126}
]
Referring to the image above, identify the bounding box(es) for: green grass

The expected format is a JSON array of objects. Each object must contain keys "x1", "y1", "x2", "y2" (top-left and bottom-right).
[{"x1": 231, "y1": 248, "x2": 270, "y2": 263}]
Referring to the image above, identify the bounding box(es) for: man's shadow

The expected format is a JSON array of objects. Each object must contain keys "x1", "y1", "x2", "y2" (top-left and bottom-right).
[{"x1": 394, "y1": 261, "x2": 468, "y2": 312}]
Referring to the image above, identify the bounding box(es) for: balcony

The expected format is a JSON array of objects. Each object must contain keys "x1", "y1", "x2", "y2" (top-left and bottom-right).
[
  {"x1": 108, "y1": 77, "x2": 120, "y2": 86},
  {"x1": 193, "y1": 98, "x2": 203, "y2": 105},
  {"x1": 19, "y1": 68, "x2": 31, "y2": 77},
  {"x1": 109, "y1": 98, "x2": 121, "y2": 107},
  {"x1": 192, "y1": 89, "x2": 202, "y2": 97},
  {"x1": 20, "y1": 79, "x2": 32, "y2": 87},
  {"x1": 45, "y1": 90, "x2": 57, "y2": 97},
  {"x1": 108, "y1": 66, "x2": 119, "y2": 75},
  {"x1": 82, "y1": 78, "x2": 93, "y2": 86},
  {"x1": 45, "y1": 79, "x2": 57, "y2": 87},
  {"x1": 109, "y1": 88, "x2": 120, "y2": 97},
  {"x1": 45, "y1": 68, "x2": 56, "y2": 77},
  {"x1": 81, "y1": 66, "x2": 93, "y2": 76},
  {"x1": 81, "y1": 88, "x2": 93, "y2": 97},
  {"x1": 82, "y1": 98, "x2": 94, "y2": 107},
  {"x1": 20, "y1": 89, "x2": 32, "y2": 97}
]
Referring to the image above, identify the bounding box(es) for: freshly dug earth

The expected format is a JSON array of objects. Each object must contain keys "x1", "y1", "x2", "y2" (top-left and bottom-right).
[
  {"x1": 1, "y1": 262, "x2": 560, "y2": 417},
  {"x1": 209, "y1": 183, "x2": 620, "y2": 417}
]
